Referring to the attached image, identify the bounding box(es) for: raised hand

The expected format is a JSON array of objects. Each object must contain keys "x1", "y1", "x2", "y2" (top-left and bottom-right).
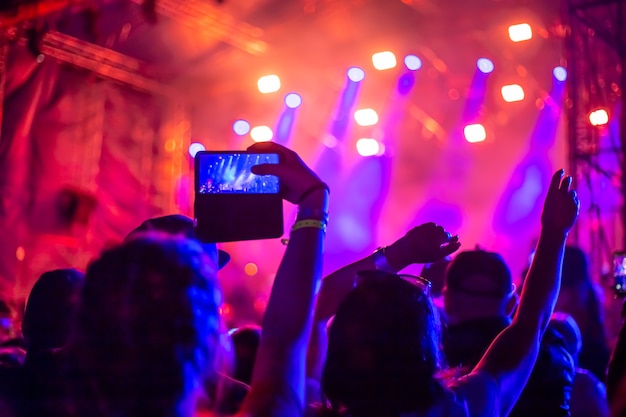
[
  {"x1": 248, "y1": 142, "x2": 325, "y2": 205},
  {"x1": 541, "y1": 169, "x2": 580, "y2": 235},
  {"x1": 386, "y1": 222, "x2": 461, "y2": 268}
]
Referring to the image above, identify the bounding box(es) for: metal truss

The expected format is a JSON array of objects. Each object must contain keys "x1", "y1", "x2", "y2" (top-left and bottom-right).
[{"x1": 566, "y1": 0, "x2": 626, "y2": 269}]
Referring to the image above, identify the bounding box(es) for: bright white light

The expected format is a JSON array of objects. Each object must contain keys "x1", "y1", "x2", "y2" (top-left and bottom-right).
[
  {"x1": 463, "y1": 124, "x2": 487, "y2": 143},
  {"x1": 553, "y1": 66, "x2": 567, "y2": 82},
  {"x1": 589, "y1": 109, "x2": 609, "y2": 126},
  {"x1": 404, "y1": 54, "x2": 422, "y2": 71},
  {"x1": 232, "y1": 119, "x2": 251, "y2": 136},
  {"x1": 250, "y1": 126, "x2": 274, "y2": 142},
  {"x1": 354, "y1": 108, "x2": 379, "y2": 127},
  {"x1": 477, "y1": 58, "x2": 494, "y2": 74},
  {"x1": 356, "y1": 138, "x2": 381, "y2": 156},
  {"x1": 284, "y1": 93, "x2": 302, "y2": 109},
  {"x1": 347, "y1": 67, "x2": 365, "y2": 82},
  {"x1": 372, "y1": 51, "x2": 397, "y2": 70},
  {"x1": 508, "y1": 23, "x2": 533, "y2": 42},
  {"x1": 501, "y1": 84, "x2": 525, "y2": 102},
  {"x1": 188, "y1": 142, "x2": 206, "y2": 157},
  {"x1": 257, "y1": 75, "x2": 281, "y2": 94}
]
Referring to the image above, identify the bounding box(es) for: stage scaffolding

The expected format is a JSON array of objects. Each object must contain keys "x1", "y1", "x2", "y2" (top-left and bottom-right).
[{"x1": 566, "y1": 0, "x2": 626, "y2": 276}]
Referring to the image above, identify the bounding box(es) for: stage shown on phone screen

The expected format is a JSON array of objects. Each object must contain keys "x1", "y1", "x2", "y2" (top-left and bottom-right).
[{"x1": 197, "y1": 153, "x2": 279, "y2": 194}]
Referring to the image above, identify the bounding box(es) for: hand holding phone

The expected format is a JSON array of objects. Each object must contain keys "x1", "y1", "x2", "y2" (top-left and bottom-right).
[
  {"x1": 197, "y1": 152, "x2": 280, "y2": 195},
  {"x1": 247, "y1": 142, "x2": 326, "y2": 205}
]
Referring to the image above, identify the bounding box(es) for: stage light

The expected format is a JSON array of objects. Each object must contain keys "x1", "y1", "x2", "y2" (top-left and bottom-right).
[
  {"x1": 250, "y1": 125, "x2": 274, "y2": 142},
  {"x1": 553, "y1": 66, "x2": 567, "y2": 82},
  {"x1": 244, "y1": 262, "x2": 258, "y2": 276},
  {"x1": 372, "y1": 51, "x2": 397, "y2": 70},
  {"x1": 464, "y1": 124, "x2": 487, "y2": 143},
  {"x1": 354, "y1": 108, "x2": 379, "y2": 127},
  {"x1": 284, "y1": 93, "x2": 302, "y2": 109},
  {"x1": 257, "y1": 75, "x2": 281, "y2": 94},
  {"x1": 404, "y1": 54, "x2": 422, "y2": 71},
  {"x1": 356, "y1": 138, "x2": 381, "y2": 156},
  {"x1": 232, "y1": 119, "x2": 251, "y2": 136},
  {"x1": 589, "y1": 109, "x2": 609, "y2": 126},
  {"x1": 188, "y1": 142, "x2": 205, "y2": 157},
  {"x1": 347, "y1": 66, "x2": 365, "y2": 82},
  {"x1": 508, "y1": 23, "x2": 532, "y2": 42},
  {"x1": 501, "y1": 84, "x2": 525, "y2": 102},
  {"x1": 477, "y1": 58, "x2": 494, "y2": 74}
]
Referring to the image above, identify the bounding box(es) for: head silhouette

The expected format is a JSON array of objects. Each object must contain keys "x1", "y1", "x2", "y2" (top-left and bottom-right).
[
  {"x1": 322, "y1": 271, "x2": 442, "y2": 416},
  {"x1": 75, "y1": 233, "x2": 222, "y2": 416},
  {"x1": 22, "y1": 268, "x2": 84, "y2": 353}
]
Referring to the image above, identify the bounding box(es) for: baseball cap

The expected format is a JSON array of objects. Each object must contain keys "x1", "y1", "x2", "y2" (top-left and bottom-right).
[
  {"x1": 445, "y1": 250, "x2": 513, "y2": 299},
  {"x1": 127, "y1": 214, "x2": 231, "y2": 269}
]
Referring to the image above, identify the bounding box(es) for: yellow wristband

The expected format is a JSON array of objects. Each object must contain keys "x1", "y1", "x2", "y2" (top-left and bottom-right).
[{"x1": 291, "y1": 219, "x2": 327, "y2": 233}]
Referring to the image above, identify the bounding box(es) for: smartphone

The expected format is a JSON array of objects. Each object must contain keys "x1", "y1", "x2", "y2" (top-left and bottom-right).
[
  {"x1": 613, "y1": 251, "x2": 626, "y2": 297},
  {"x1": 194, "y1": 151, "x2": 284, "y2": 243},
  {"x1": 196, "y1": 152, "x2": 280, "y2": 194}
]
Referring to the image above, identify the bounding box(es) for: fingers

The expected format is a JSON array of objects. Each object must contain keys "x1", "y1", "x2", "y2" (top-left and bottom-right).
[
  {"x1": 570, "y1": 190, "x2": 581, "y2": 209},
  {"x1": 559, "y1": 175, "x2": 573, "y2": 192},
  {"x1": 247, "y1": 142, "x2": 295, "y2": 161},
  {"x1": 251, "y1": 163, "x2": 287, "y2": 177},
  {"x1": 550, "y1": 169, "x2": 564, "y2": 191},
  {"x1": 441, "y1": 235, "x2": 461, "y2": 256}
]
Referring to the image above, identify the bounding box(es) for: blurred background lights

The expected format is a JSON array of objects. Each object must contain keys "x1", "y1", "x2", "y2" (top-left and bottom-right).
[
  {"x1": 347, "y1": 66, "x2": 365, "y2": 82},
  {"x1": 354, "y1": 108, "x2": 379, "y2": 126},
  {"x1": 257, "y1": 74, "x2": 281, "y2": 94},
  {"x1": 553, "y1": 66, "x2": 568, "y2": 82},
  {"x1": 250, "y1": 125, "x2": 274, "y2": 142},
  {"x1": 232, "y1": 119, "x2": 251, "y2": 136},
  {"x1": 589, "y1": 109, "x2": 609, "y2": 126},
  {"x1": 244, "y1": 262, "x2": 258, "y2": 276},
  {"x1": 188, "y1": 142, "x2": 205, "y2": 157},
  {"x1": 356, "y1": 138, "x2": 381, "y2": 156},
  {"x1": 404, "y1": 54, "x2": 422, "y2": 71},
  {"x1": 477, "y1": 58, "x2": 495, "y2": 74},
  {"x1": 508, "y1": 23, "x2": 533, "y2": 42},
  {"x1": 501, "y1": 84, "x2": 525, "y2": 102},
  {"x1": 464, "y1": 124, "x2": 487, "y2": 143},
  {"x1": 284, "y1": 93, "x2": 303, "y2": 108},
  {"x1": 372, "y1": 51, "x2": 397, "y2": 70},
  {"x1": 323, "y1": 133, "x2": 338, "y2": 148}
]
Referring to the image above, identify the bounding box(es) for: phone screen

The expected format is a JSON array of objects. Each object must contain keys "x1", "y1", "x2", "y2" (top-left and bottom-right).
[
  {"x1": 197, "y1": 152, "x2": 280, "y2": 194},
  {"x1": 613, "y1": 251, "x2": 626, "y2": 296}
]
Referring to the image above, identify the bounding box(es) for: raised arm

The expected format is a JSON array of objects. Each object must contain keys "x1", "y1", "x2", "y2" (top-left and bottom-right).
[
  {"x1": 239, "y1": 142, "x2": 329, "y2": 417},
  {"x1": 471, "y1": 170, "x2": 579, "y2": 416},
  {"x1": 315, "y1": 223, "x2": 460, "y2": 322},
  {"x1": 306, "y1": 223, "x2": 459, "y2": 403}
]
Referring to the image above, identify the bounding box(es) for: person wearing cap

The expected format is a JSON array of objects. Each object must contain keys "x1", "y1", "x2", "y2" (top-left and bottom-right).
[
  {"x1": 442, "y1": 250, "x2": 519, "y2": 368},
  {"x1": 443, "y1": 250, "x2": 576, "y2": 417},
  {"x1": 126, "y1": 214, "x2": 231, "y2": 270}
]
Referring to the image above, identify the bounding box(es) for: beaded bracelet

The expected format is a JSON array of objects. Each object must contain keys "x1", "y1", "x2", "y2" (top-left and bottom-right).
[{"x1": 291, "y1": 219, "x2": 327, "y2": 233}]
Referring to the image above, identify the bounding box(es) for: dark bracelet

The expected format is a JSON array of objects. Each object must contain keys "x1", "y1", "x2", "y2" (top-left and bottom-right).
[
  {"x1": 297, "y1": 182, "x2": 330, "y2": 205},
  {"x1": 296, "y1": 208, "x2": 329, "y2": 222}
]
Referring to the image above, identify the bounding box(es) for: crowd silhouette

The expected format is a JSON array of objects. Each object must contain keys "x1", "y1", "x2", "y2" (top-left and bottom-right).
[{"x1": 1, "y1": 141, "x2": 626, "y2": 417}]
